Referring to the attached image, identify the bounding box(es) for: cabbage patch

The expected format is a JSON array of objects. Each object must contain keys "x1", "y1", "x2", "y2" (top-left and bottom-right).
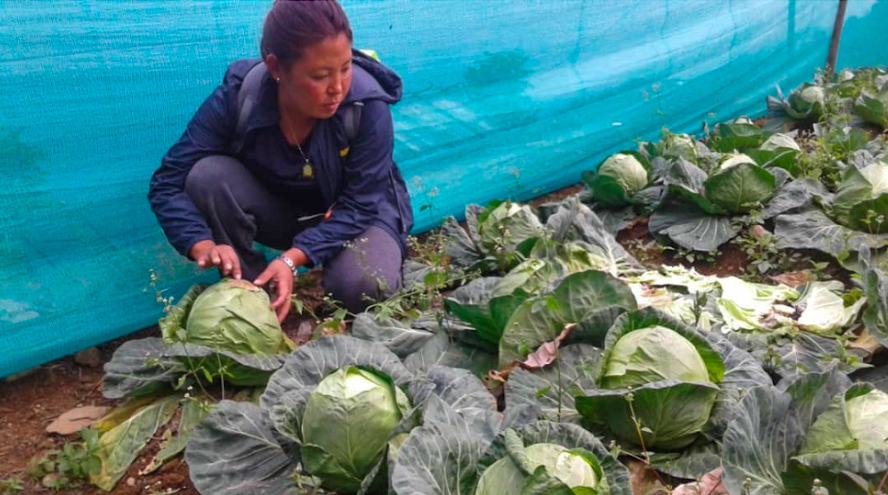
[
  {"x1": 648, "y1": 157, "x2": 801, "y2": 252},
  {"x1": 184, "y1": 336, "x2": 501, "y2": 495},
  {"x1": 831, "y1": 161, "x2": 888, "y2": 233},
  {"x1": 724, "y1": 368, "x2": 888, "y2": 495},
  {"x1": 852, "y1": 77, "x2": 888, "y2": 128},
  {"x1": 507, "y1": 307, "x2": 768, "y2": 478},
  {"x1": 438, "y1": 201, "x2": 543, "y2": 274},
  {"x1": 390, "y1": 416, "x2": 633, "y2": 495},
  {"x1": 775, "y1": 160, "x2": 888, "y2": 263},
  {"x1": 767, "y1": 82, "x2": 826, "y2": 129}
]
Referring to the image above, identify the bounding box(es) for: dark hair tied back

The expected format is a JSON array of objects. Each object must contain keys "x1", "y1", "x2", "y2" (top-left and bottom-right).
[{"x1": 261, "y1": 0, "x2": 353, "y2": 68}]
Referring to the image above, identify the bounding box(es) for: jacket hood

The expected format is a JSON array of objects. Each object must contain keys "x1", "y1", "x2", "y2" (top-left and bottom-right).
[{"x1": 345, "y1": 50, "x2": 403, "y2": 105}]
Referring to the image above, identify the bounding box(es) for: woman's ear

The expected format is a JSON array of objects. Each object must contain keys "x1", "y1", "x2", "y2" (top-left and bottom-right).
[{"x1": 265, "y1": 54, "x2": 281, "y2": 82}]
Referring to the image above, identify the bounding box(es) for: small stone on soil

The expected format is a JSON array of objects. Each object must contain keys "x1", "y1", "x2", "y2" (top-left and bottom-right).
[{"x1": 74, "y1": 347, "x2": 102, "y2": 368}]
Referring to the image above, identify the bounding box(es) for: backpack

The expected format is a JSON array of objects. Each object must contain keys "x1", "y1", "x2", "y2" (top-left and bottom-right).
[{"x1": 230, "y1": 58, "x2": 367, "y2": 154}]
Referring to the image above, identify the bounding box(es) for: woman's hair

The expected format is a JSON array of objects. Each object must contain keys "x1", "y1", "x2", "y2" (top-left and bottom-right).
[{"x1": 260, "y1": 0, "x2": 353, "y2": 68}]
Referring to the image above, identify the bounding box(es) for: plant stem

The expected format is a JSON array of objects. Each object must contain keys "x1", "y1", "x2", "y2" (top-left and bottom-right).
[
  {"x1": 556, "y1": 353, "x2": 563, "y2": 422},
  {"x1": 876, "y1": 469, "x2": 888, "y2": 494},
  {"x1": 627, "y1": 396, "x2": 670, "y2": 489},
  {"x1": 216, "y1": 354, "x2": 226, "y2": 401}
]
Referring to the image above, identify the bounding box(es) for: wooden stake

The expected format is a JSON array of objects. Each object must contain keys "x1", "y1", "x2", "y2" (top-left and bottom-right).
[{"x1": 826, "y1": 0, "x2": 848, "y2": 79}]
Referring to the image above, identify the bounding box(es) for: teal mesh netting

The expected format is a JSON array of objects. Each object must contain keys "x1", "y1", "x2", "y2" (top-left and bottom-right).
[{"x1": 1, "y1": 0, "x2": 886, "y2": 377}]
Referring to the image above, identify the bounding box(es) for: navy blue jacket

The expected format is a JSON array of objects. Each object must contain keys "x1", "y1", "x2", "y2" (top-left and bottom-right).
[{"x1": 148, "y1": 54, "x2": 413, "y2": 266}]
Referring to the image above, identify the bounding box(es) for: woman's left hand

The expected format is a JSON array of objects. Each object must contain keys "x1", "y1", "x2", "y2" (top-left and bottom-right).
[{"x1": 254, "y1": 260, "x2": 295, "y2": 323}]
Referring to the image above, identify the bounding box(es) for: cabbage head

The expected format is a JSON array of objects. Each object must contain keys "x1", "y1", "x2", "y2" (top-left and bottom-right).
[
  {"x1": 717, "y1": 153, "x2": 757, "y2": 172},
  {"x1": 658, "y1": 132, "x2": 698, "y2": 161},
  {"x1": 760, "y1": 133, "x2": 801, "y2": 152},
  {"x1": 477, "y1": 201, "x2": 544, "y2": 257},
  {"x1": 179, "y1": 278, "x2": 291, "y2": 355},
  {"x1": 853, "y1": 83, "x2": 888, "y2": 127},
  {"x1": 788, "y1": 84, "x2": 825, "y2": 119},
  {"x1": 831, "y1": 161, "x2": 888, "y2": 233},
  {"x1": 301, "y1": 366, "x2": 411, "y2": 493},
  {"x1": 800, "y1": 386, "x2": 888, "y2": 454},
  {"x1": 589, "y1": 153, "x2": 650, "y2": 208},
  {"x1": 475, "y1": 440, "x2": 605, "y2": 495},
  {"x1": 576, "y1": 310, "x2": 724, "y2": 451},
  {"x1": 601, "y1": 326, "x2": 710, "y2": 389},
  {"x1": 704, "y1": 155, "x2": 777, "y2": 213}
]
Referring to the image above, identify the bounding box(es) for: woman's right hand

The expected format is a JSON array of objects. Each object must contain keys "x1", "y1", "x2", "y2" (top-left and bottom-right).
[{"x1": 189, "y1": 240, "x2": 242, "y2": 279}]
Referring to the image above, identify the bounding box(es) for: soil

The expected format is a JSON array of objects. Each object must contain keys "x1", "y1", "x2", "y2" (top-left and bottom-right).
[{"x1": 0, "y1": 326, "x2": 198, "y2": 495}]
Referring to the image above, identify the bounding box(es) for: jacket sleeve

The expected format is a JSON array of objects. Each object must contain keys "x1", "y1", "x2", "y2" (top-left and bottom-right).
[
  {"x1": 291, "y1": 100, "x2": 397, "y2": 266},
  {"x1": 147, "y1": 61, "x2": 247, "y2": 257}
]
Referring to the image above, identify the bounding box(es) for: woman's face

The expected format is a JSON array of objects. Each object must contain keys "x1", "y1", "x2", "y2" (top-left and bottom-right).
[{"x1": 274, "y1": 33, "x2": 353, "y2": 120}]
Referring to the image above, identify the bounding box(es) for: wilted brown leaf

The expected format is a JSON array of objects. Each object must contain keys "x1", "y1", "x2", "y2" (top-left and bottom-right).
[
  {"x1": 626, "y1": 460, "x2": 670, "y2": 495},
  {"x1": 848, "y1": 328, "x2": 883, "y2": 358},
  {"x1": 519, "y1": 323, "x2": 577, "y2": 370},
  {"x1": 672, "y1": 468, "x2": 726, "y2": 495},
  {"x1": 46, "y1": 405, "x2": 109, "y2": 435},
  {"x1": 770, "y1": 271, "x2": 811, "y2": 288}
]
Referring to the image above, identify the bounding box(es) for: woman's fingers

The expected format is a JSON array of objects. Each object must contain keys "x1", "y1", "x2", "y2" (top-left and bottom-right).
[
  {"x1": 221, "y1": 251, "x2": 235, "y2": 277},
  {"x1": 255, "y1": 261, "x2": 293, "y2": 323},
  {"x1": 275, "y1": 297, "x2": 290, "y2": 323},
  {"x1": 218, "y1": 247, "x2": 241, "y2": 280},
  {"x1": 228, "y1": 254, "x2": 241, "y2": 280},
  {"x1": 195, "y1": 245, "x2": 240, "y2": 279}
]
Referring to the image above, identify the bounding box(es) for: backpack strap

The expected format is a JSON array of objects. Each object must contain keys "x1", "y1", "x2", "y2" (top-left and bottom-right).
[
  {"x1": 231, "y1": 61, "x2": 267, "y2": 154},
  {"x1": 342, "y1": 102, "x2": 363, "y2": 144}
]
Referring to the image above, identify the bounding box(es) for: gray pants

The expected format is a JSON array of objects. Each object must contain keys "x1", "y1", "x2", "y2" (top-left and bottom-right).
[{"x1": 184, "y1": 155, "x2": 403, "y2": 313}]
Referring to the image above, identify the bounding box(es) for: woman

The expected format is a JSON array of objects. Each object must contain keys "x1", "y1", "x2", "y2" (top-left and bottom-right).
[{"x1": 148, "y1": 0, "x2": 413, "y2": 322}]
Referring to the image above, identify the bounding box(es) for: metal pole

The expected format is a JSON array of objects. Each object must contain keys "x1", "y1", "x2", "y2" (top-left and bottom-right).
[{"x1": 825, "y1": 0, "x2": 848, "y2": 79}]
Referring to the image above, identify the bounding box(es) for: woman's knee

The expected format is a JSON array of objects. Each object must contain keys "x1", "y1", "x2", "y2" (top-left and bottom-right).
[
  {"x1": 323, "y1": 230, "x2": 403, "y2": 312},
  {"x1": 184, "y1": 155, "x2": 243, "y2": 203}
]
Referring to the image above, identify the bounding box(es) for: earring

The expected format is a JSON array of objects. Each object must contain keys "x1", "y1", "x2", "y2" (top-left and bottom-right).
[{"x1": 275, "y1": 77, "x2": 281, "y2": 83}]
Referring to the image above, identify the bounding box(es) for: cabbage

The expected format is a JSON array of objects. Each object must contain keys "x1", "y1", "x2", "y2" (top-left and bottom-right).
[
  {"x1": 853, "y1": 88, "x2": 888, "y2": 127},
  {"x1": 577, "y1": 310, "x2": 729, "y2": 451},
  {"x1": 597, "y1": 154, "x2": 649, "y2": 197},
  {"x1": 705, "y1": 155, "x2": 776, "y2": 213},
  {"x1": 832, "y1": 161, "x2": 888, "y2": 232},
  {"x1": 658, "y1": 133, "x2": 699, "y2": 161},
  {"x1": 301, "y1": 366, "x2": 410, "y2": 493},
  {"x1": 760, "y1": 133, "x2": 801, "y2": 152},
  {"x1": 586, "y1": 153, "x2": 650, "y2": 208},
  {"x1": 788, "y1": 84, "x2": 825, "y2": 118},
  {"x1": 601, "y1": 326, "x2": 710, "y2": 389},
  {"x1": 166, "y1": 278, "x2": 291, "y2": 356},
  {"x1": 718, "y1": 153, "x2": 757, "y2": 171},
  {"x1": 845, "y1": 390, "x2": 888, "y2": 450},
  {"x1": 477, "y1": 201, "x2": 544, "y2": 256},
  {"x1": 475, "y1": 442, "x2": 602, "y2": 495},
  {"x1": 800, "y1": 387, "x2": 888, "y2": 454}
]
